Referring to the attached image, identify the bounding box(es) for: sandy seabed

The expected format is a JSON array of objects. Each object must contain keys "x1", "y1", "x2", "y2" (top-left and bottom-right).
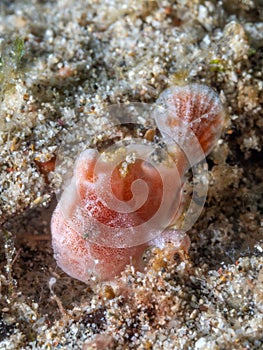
[{"x1": 0, "y1": 1, "x2": 262, "y2": 349}]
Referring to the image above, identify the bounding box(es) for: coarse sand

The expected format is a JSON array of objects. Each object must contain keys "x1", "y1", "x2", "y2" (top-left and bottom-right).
[{"x1": 0, "y1": 1, "x2": 262, "y2": 349}]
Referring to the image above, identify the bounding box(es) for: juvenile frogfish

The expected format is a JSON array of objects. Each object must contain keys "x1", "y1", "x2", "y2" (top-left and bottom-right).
[{"x1": 51, "y1": 84, "x2": 225, "y2": 283}]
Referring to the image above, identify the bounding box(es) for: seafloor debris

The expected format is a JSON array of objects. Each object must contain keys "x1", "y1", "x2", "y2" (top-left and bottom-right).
[{"x1": 0, "y1": 0, "x2": 262, "y2": 349}]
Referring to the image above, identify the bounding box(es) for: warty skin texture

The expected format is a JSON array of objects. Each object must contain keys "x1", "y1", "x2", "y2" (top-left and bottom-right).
[{"x1": 51, "y1": 84, "x2": 225, "y2": 283}]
